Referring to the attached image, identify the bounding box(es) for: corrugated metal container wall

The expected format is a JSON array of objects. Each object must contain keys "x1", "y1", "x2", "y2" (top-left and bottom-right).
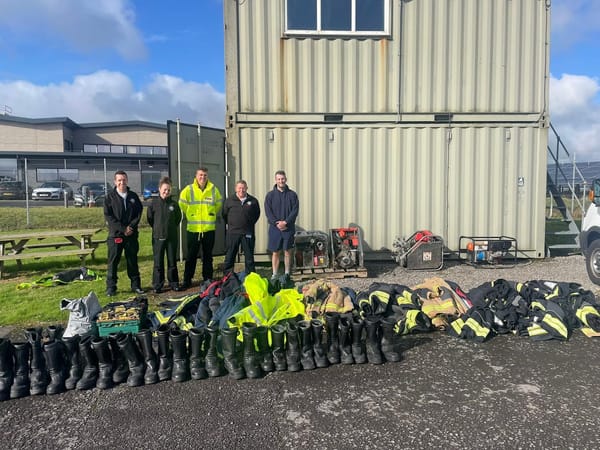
[
  {"x1": 240, "y1": 125, "x2": 547, "y2": 257},
  {"x1": 234, "y1": 0, "x2": 549, "y2": 115}
]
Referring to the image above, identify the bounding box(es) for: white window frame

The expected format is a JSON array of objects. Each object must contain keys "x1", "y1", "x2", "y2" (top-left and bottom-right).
[{"x1": 285, "y1": 0, "x2": 390, "y2": 37}]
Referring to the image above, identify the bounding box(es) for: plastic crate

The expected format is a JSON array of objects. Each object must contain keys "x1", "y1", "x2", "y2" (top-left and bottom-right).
[{"x1": 97, "y1": 318, "x2": 141, "y2": 336}]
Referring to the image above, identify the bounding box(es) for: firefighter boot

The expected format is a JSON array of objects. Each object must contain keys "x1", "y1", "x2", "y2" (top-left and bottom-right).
[
  {"x1": 311, "y1": 319, "x2": 329, "y2": 368},
  {"x1": 325, "y1": 312, "x2": 341, "y2": 365},
  {"x1": 91, "y1": 336, "x2": 115, "y2": 390},
  {"x1": 380, "y1": 317, "x2": 402, "y2": 363},
  {"x1": 42, "y1": 340, "x2": 66, "y2": 395},
  {"x1": 76, "y1": 335, "x2": 98, "y2": 390},
  {"x1": 255, "y1": 326, "x2": 274, "y2": 373},
  {"x1": 44, "y1": 324, "x2": 63, "y2": 343},
  {"x1": 364, "y1": 316, "x2": 384, "y2": 365},
  {"x1": 270, "y1": 324, "x2": 287, "y2": 371},
  {"x1": 351, "y1": 316, "x2": 367, "y2": 364},
  {"x1": 189, "y1": 327, "x2": 208, "y2": 380},
  {"x1": 221, "y1": 327, "x2": 246, "y2": 380},
  {"x1": 298, "y1": 320, "x2": 316, "y2": 370},
  {"x1": 339, "y1": 316, "x2": 354, "y2": 364},
  {"x1": 117, "y1": 333, "x2": 145, "y2": 387},
  {"x1": 204, "y1": 325, "x2": 223, "y2": 377},
  {"x1": 27, "y1": 328, "x2": 49, "y2": 395},
  {"x1": 242, "y1": 323, "x2": 262, "y2": 379},
  {"x1": 63, "y1": 335, "x2": 82, "y2": 390},
  {"x1": 10, "y1": 342, "x2": 30, "y2": 399},
  {"x1": 0, "y1": 338, "x2": 13, "y2": 401},
  {"x1": 285, "y1": 321, "x2": 302, "y2": 372},
  {"x1": 136, "y1": 329, "x2": 159, "y2": 385},
  {"x1": 108, "y1": 333, "x2": 129, "y2": 384},
  {"x1": 169, "y1": 329, "x2": 190, "y2": 383},
  {"x1": 156, "y1": 325, "x2": 173, "y2": 381}
]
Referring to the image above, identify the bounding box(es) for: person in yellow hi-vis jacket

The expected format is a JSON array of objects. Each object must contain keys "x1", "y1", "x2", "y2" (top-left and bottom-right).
[{"x1": 178, "y1": 167, "x2": 222, "y2": 288}]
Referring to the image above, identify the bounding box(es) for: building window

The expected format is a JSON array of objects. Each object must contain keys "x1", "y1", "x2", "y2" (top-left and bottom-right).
[
  {"x1": 36, "y1": 168, "x2": 79, "y2": 182},
  {"x1": 286, "y1": 0, "x2": 388, "y2": 36}
]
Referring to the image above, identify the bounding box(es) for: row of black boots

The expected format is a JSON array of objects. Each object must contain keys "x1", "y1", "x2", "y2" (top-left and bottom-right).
[{"x1": 0, "y1": 313, "x2": 403, "y2": 400}]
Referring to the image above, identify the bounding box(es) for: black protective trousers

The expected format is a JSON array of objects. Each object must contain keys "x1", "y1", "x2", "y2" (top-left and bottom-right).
[
  {"x1": 152, "y1": 237, "x2": 179, "y2": 290},
  {"x1": 223, "y1": 233, "x2": 256, "y2": 274},
  {"x1": 106, "y1": 236, "x2": 141, "y2": 292},
  {"x1": 183, "y1": 230, "x2": 215, "y2": 283}
]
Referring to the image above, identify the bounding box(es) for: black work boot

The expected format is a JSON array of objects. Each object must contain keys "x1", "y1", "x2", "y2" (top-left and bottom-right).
[
  {"x1": 204, "y1": 325, "x2": 223, "y2": 377},
  {"x1": 108, "y1": 333, "x2": 129, "y2": 384},
  {"x1": 221, "y1": 327, "x2": 246, "y2": 380},
  {"x1": 311, "y1": 319, "x2": 329, "y2": 368},
  {"x1": 189, "y1": 327, "x2": 208, "y2": 380},
  {"x1": 381, "y1": 317, "x2": 402, "y2": 362},
  {"x1": 169, "y1": 329, "x2": 189, "y2": 383},
  {"x1": 76, "y1": 335, "x2": 98, "y2": 390},
  {"x1": 255, "y1": 326, "x2": 274, "y2": 373},
  {"x1": 285, "y1": 321, "x2": 302, "y2": 372},
  {"x1": 136, "y1": 329, "x2": 159, "y2": 385},
  {"x1": 156, "y1": 325, "x2": 173, "y2": 381},
  {"x1": 0, "y1": 338, "x2": 13, "y2": 401},
  {"x1": 43, "y1": 340, "x2": 66, "y2": 395},
  {"x1": 325, "y1": 312, "x2": 341, "y2": 365},
  {"x1": 117, "y1": 333, "x2": 145, "y2": 387},
  {"x1": 241, "y1": 323, "x2": 262, "y2": 379},
  {"x1": 26, "y1": 328, "x2": 49, "y2": 395},
  {"x1": 44, "y1": 325, "x2": 63, "y2": 343},
  {"x1": 298, "y1": 320, "x2": 316, "y2": 370},
  {"x1": 10, "y1": 341, "x2": 30, "y2": 399},
  {"x1": 91, "y1": 336, "x2": 114, "y2": 390},
  {"x1": 351, "y1": 316, "x2": 367, "y2": 364},
  {"x1": 364, "y1": 316, "x2": 384, "y2": 365},
  {"x1": 63, "y1": 336, "x2": 82, "y2": 390},
  {"x1": 270, "y1": 324, "x2": 287, "y2": 371},
  {"x1": 339, "y1": 316, "x2": 354, "y2": 364}
]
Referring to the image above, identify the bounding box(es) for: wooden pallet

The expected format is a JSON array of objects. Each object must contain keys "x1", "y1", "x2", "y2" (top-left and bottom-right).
[{"x1": 292, "y1": 267, "x2": 368, "y2": 281}]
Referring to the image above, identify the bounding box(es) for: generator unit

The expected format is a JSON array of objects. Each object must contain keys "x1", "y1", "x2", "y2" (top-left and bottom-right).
[
  {"x1": 459, "y1": 236, "x2": 517, "y2": 265},
  {"x1": 392, "y1": 230, "x2": 444, "y2": 270},
  {"x1": 330, "y1": 227, "x2": 364, "y2": 270},
  {"x1": 294, "y1": 230, "x2": 330, "y2": 270}
]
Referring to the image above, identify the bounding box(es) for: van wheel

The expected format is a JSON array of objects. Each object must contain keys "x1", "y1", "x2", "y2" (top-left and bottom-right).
[{"x1": 585, "y1": 240, "x2": 600, "y2": 285}]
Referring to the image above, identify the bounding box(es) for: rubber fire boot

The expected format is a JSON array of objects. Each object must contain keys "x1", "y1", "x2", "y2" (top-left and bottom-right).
[
  {"x1": 10, "y1": 341, "x2": 30, "y2": 399},
  {"x1": 91, "y1": 336, "x2": 115, "y2": 390},
  {"x1": 380, "y1": 317, "x2": 402, "y2": 363},
  {"x1": 43, "y1": 340, "x2": 66, "y2": 395},
  {"x1": 255, "y1": 326, "x2": 274, "y2": 373},
  {"x1": 136, "y1": 329, "x2": 159, "y2": 385},
  {"x1": 364, "y1": 316, "x2": 384, "y2": 365},
  {"x1": 204, "y1": 325, "x2": 223, "y2": 377},
  {"x1": 325, "y1": 312, "x2": 341, "y2": 365},
  {"x1": 339, "y1": 316, "x2": 354, "y2": 364},
  {"x1": 117, "y1": 333, "x2": 145, "y2": 387},
  {"x1": 156, "y1": 325, "x2": 173, "y2": 381},
  {"x1": 241, "y1": 323, "x2": 262, "y2": 379},
  {"x1": 285, "y1": 321, "x2": 301, "y2": 372},
  {"x1": 169, "y1": 329, "x2": 189, "y2": 383},
  {"x1": 188, "y1": 328, "x2": 208, "y2": 380},
  {"x1": 298, "y1": 320, "x2": 316, "y2": 370},
  {"x1": 108, "y1": 333, "x2": 129, "y2": 384},
  {"x1": 44, "y1": 325, "x2": 63, "y2": 343},
  {"x1": 311, "y1": 319, "x2": 329, "y2": 368},
  {"x1": 351, "y1": 316, "x2": 367, "y2": 364},
  {"x1": 76, "y1": 335, "x2": 98, "y2": 390},
  {"x1": 27, "y1": 328, "x2": 49, "y2": 395},
  {"x1": 270, "y1": 324, "x2": 287, "y2": 371},
  {"x1": 221, "y1": 327, "x2": 246, "y2": 380},
  {"x1": 0, "y1": 338, "x2": 13, "y2": 401},
  {"x1": 62, "y1": 335, "x2": 82, "y2": 390}
]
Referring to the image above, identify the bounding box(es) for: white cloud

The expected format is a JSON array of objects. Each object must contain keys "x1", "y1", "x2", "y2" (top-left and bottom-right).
[
  {"x1": 550, "y1": 73, "x2": 600, "y2": 161},
  {"x1": 0, "y1": 71, "x2": 225, "y2": 128},
  {"x1": 0, "y1": 0, "x2": 146, "y2": 60}
]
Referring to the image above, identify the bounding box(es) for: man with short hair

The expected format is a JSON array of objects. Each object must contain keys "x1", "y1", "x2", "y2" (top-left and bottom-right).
[{"x1": 104, "y1": 170, "x2": 144, "y2": 296}]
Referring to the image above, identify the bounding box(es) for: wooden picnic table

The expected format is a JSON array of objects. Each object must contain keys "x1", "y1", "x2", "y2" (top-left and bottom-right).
[{"x1": 0, "y1": 228, "x2": 104, "y2": 278}]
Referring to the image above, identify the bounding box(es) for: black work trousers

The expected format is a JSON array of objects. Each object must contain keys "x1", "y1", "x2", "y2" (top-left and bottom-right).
[
  {"x1": 223, "y1": 233, "x2": 255, "y2": 274},
  {"x1": 183, "y1": 230, "x2": 215, "y2": 283},
  {"x1": 106, "y1": 236, "x2": 141, "y2": 292},
  {"x1": 152, "y1": 237, "x2": 179, "y2": 290}
]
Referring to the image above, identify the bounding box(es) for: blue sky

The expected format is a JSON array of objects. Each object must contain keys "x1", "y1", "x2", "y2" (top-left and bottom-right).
[{"x1": 0, "y1": 0, "x2": 599, "y2": 159}]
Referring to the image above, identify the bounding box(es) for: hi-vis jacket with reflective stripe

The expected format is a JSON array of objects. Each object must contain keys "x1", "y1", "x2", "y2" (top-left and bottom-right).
[{"x1": 179, "y1": 179, "x2": 222, "y2": 233}]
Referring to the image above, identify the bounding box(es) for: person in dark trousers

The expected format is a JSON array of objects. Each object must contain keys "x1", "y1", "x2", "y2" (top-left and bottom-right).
[
  {"x1": 222, "y1": 180, "x2": 261, "y2": 274},
  {"x1": 264, "y1": 170, "x2": 299, "y2": 285},
  {"x1": 104, "y1": 170, "x2": 144, "y2": 296},
  {"x1": 147, "y1": 176, "x2": 183, "y2": 293}
]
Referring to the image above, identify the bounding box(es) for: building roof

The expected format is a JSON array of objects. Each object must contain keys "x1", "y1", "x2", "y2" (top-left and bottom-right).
[
  {"x1": 0, "y1": 114, "x2": 166, "y2": 130},
  {"x1": 0, "y1": 114, "x2": 79, "y2": 129}
]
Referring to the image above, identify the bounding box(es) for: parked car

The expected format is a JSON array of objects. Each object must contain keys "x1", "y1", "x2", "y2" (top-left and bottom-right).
[
  {"x1": 73, "y1": 181, "x2": 111, "y2": 207},
  {"x1": 0, "y1": 181, "x2": 27, "y2": 200},
  {"x1": 143, "y1": 181, "x2": 159, "y2": 200},
  {"x1": 31, "y1": 181, "x2": 73, "y2": 200}
]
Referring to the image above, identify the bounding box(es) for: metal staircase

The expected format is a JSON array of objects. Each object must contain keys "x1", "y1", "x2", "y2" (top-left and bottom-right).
[{"x1": 546, "y1": 122, "x2": 585, "y2": 255}]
